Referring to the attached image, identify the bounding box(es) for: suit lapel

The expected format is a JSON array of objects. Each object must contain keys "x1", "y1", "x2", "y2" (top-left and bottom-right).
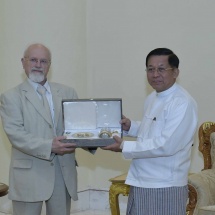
[{"x1": 21, "y1": 80, "x2": 53, "y2": 126}]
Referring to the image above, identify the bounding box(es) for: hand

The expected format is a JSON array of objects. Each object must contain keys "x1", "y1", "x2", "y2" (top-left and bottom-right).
[
  {"x1": 101, "y1": 135, "x2": 123, "y2": 152},
  {"x1": 120, "y1": 115, "x2": 131, "y2": 131},
  {"x1": 52, "y1": 136, "x2": 76, "y2": 155}
]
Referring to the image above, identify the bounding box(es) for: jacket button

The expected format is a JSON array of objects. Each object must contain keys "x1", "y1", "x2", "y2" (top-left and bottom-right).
[{"x1": 51, "y1": 163, "x2": 54, "y2": 166}]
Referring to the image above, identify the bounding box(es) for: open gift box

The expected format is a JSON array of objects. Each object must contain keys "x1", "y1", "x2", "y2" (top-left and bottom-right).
[{"x1": 61, "y1": 98, "x2": 122, "y2": 147}]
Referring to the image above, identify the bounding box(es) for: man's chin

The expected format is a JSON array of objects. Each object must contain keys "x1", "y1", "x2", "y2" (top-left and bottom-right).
[{"x1": 29, "y1": 74, "x2": 45, "y2": 83}]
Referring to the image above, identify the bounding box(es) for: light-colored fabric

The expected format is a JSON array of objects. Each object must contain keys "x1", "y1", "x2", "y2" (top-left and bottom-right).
[
  {"x1": 198, "y1": 206, "x2": 215, "y2": 215},
  {"x1": 0, "y1": 79, "x2": 78, "y2": 202},
  {"x1": 13, "y1": 201, "x2": 43, "y2": 215},
  {"x1": 126, "y1": 185, "x2": 188, "y2": 215},
  {"x1": 188, "y1": 170, "x2": 215, "y2": 215},
  {"x1": 45, "y1": 157, "x2": 71, "y2": 215},
  {"x1": 185, "y1": 132, "x2": 215, "y2": 215},
  {"x1": 123, "y1": 83, "x2": 198, "y2": 188},
  {"x1": 210, "y1": 132, "x2": 215, "y2": 169},
  {"x1": 13, "y1": 157, "x2": 71, "y2": 215}
]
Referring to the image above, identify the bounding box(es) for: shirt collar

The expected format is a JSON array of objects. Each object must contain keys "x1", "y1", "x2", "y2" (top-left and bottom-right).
[{"x1": 156, "y1": 83, "x2": 178, "y2": 97}]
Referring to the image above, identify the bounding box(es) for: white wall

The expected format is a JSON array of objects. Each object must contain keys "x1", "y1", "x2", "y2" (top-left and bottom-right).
[{"x1": 1, "y1": 0, "x2": 215, "y2": 193}]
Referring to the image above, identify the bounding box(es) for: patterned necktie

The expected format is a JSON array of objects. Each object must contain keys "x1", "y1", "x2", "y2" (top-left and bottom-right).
[{"x1": 37, "y1": 85, "x2": 53, "y2": 125}]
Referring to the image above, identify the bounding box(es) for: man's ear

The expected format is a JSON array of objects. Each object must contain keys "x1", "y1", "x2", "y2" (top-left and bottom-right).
[
  {"x1": 173, "y1": 68, "x2": 179, "y2": 78},
  {"x1": 21, "y1": 58, "x2": 24, "y2": 68}
]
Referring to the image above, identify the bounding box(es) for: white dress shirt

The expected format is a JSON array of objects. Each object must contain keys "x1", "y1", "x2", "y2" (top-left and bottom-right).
[{"x1": 123, "y1": 83, "x2": 198, "y2": 188}]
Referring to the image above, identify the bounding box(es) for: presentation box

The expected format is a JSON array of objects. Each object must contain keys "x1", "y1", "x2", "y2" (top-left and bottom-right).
[{"x1": 61, "y1": 99, "x2": 122, "y2": 147}]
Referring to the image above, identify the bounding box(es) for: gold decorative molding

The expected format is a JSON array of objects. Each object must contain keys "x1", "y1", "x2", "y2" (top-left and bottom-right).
[
  {"x1": 109, "y1": 183, "x2": 130, "y2": 215},
  {"x1": 186, "y1": 184, "x2": 197, "y2": 215},
  {"x1": 186, "y1": 122, "x2": 215, "y2": 214},
  {"x1": 109, "y1": 174, "x2": 130, "y2": 215},
  {"x1": 0, "y1": 183, "x2": 9, "y2": 197},
  {"x1": 199, "y1": 122, "x2": 215, "y2": 170}
]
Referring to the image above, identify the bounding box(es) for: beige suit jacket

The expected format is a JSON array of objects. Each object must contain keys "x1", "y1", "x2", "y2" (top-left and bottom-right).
[{"x1": 0, "y1": 80, "x2": 78, "y2": 202}]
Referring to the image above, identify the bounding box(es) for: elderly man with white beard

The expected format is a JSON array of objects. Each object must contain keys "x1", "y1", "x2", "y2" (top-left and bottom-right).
[{"x1": 0, "y1": 43, "x2": 80, "y2": 215}]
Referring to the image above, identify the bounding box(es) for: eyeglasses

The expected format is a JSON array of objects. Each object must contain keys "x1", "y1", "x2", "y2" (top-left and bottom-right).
[
  {"x1": 24, "y1": 57, "x2": 51, "y2": 66},
  {"x1": 145, "y1": 67, "x2": 173, "y2": 74}
]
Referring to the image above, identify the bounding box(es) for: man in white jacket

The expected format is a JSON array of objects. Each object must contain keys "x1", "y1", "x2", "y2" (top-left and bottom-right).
[{"x1": 102, "y1": 48, "x2": 198, "y2": 215}]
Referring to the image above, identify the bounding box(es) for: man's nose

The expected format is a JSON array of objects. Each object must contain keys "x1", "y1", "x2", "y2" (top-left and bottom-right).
[
  {"x1": 35, "y1": 60, "x2": 42, "y2": 67},
  {"x1": 152, "y1": 69, "x2": 160, "y2": 76}
]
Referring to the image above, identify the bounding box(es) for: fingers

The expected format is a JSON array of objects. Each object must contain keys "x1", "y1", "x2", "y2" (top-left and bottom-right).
[
  {"x1": 120, "y1": 116, "x2": 130, "y2": 124},
  {"x1": 62, "y1": 143, "x2": 77, "y2": 148},
  {"x1": 101, "y1": 144, "x2": 113, "y2": 150},
  {"x1": 101, "y1": 136, "x2": 123, "y2": 152},
  {"x1": 61, "y1": 146, "x2": 76, "y2": 155},
  {"x1": 113, "y1": 135, "x2": 122, "y2": 142},
  {"x1": 120, "y1": 118, "x2": 127, "y2": 124},
  {"x1": 122, "y1": 115, "x2": 126, "y2": 119},
  {"x1": 120, "y1": 115, "x2": 131, "y2": 131},
  {"x1": 52, "y1": 136, "x2": 77, "y2": 155},
  {"x1": 55, "y1": 135, "x2": 67, "y2": 141}
]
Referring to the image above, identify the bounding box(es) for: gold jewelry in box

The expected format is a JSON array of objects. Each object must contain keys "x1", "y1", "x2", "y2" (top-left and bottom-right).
[
  {"x1": 99, "y1": 129, "x2": 119, "y2": 139},
  {"x1": 99, "y1": 130, "x2": 112, "y2": 139},
  {"x1": 72, "y1": 132, "x2": 94, "y2": 138}
]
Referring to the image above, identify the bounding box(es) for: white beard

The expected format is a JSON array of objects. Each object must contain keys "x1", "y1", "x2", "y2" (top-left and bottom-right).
[{"x1": 29, "y1": 68, "x2": 45, "y2": 83}]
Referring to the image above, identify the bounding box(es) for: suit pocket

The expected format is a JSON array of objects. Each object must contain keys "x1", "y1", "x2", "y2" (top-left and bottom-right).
[{"x1": 13, "y1": 159, "x2": 32, "y2": 169}]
